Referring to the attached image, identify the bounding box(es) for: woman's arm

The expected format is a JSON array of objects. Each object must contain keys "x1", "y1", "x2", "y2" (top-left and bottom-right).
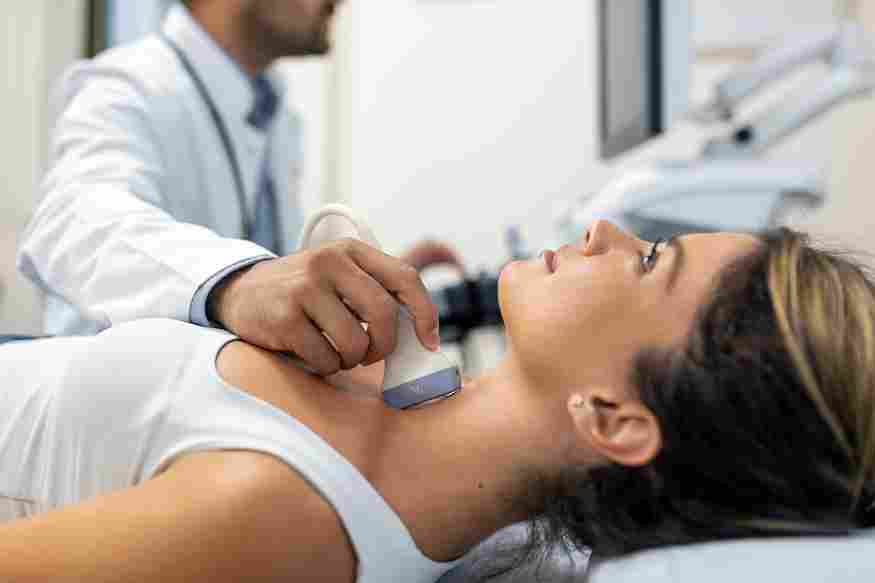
[{"x1": 0, "y1": 450, "x2": 357, "y2": 582}]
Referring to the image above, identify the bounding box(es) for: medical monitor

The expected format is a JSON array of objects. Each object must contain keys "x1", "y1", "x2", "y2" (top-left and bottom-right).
[{"x1": 599, "y1": 0, "x2": 692, "y2": 159}]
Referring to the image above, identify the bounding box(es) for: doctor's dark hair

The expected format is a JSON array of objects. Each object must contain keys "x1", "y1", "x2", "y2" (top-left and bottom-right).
[{"x1": 483, "y1": 229, "x2": 875, "y2": 580}]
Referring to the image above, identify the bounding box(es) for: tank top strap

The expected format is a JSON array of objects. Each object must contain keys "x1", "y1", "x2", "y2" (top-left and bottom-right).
[{"x1": 147, "y1": 327, "x2": 459, "y2": 582}]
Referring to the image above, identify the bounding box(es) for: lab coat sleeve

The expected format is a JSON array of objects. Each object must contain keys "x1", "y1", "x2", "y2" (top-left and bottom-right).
[{"x1": 17, "y1": 62, "x2": 272, "y2": 329}]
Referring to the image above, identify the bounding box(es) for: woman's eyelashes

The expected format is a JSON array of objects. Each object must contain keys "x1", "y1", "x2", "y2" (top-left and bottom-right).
[{"x1": 640, "y1": 239, "x2": 664, "y2": 274}]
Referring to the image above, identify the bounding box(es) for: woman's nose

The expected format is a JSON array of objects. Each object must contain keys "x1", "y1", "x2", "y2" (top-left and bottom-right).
[{"x1": 581, "y1": 219, "x2": 634, "y2": 256}]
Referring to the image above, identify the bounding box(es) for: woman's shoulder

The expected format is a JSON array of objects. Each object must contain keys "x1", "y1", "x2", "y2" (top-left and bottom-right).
[
  {"x1": 100, "y1": 318, "x2": 230, "y2": 343},
  {"x1": 88, "y1": 319, "x2": 233, "y2": 365},
  {"x1": 169, "y1": 450, "x2": 358, "y2": 581},
  {"x1": 55, "y1": 320, "x2": 232, "y2": 420},
  {"x1": 215, "y1": 339, "x2": 390, "y2": 473}
]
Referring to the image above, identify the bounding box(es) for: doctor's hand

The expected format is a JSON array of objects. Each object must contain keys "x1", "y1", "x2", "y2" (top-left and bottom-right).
[{"x1": 207, "y1": 239, "x2": 441, "y2": 376}]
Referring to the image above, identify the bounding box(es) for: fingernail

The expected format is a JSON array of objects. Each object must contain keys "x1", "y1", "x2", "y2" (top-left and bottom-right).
[{"x1": 429, "y1": 327, "x2": 441, "y2": 351}]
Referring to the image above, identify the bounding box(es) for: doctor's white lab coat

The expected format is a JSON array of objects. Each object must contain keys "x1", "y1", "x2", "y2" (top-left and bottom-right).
[{"x1": 17, "y1": 6, "x2": 303, "y2": 335}]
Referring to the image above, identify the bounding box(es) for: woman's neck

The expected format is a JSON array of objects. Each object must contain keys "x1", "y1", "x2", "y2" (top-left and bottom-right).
[
  {"x1": 371, "y1": 359, "x2": 568, "y2": 562},
  {"x1": 217, "y1": 342, "x2": 569, "y2": 563}
]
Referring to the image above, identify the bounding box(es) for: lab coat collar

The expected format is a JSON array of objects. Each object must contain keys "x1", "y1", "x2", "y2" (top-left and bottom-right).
[{"x1": 162, "y1": 4, "x2": 287, "y2": 133}]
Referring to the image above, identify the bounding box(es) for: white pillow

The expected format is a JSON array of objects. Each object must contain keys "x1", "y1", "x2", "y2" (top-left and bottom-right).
[
  {"x1": 586, "y1": 529, "x2": 875, "y2": 583},
  {"x1": 438, "y1": 525, "x2": 875, "y2": 583}
]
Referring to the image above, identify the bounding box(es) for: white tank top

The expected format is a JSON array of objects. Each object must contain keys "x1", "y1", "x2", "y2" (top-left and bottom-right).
[{"x1": 0, "y1": 319, "x2": 459, "y2": 583}]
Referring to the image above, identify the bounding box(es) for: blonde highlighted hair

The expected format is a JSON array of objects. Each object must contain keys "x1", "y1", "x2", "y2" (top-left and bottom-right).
[{"x1": 768, "y1": 230, "x2": 875, "y2": 511}]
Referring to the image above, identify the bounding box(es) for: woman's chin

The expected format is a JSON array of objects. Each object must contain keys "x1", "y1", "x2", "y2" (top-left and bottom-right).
[
  {"x1": 498, "y1": 258, "x2": 529, "y2": 291},
  {"x1": 498, "y1": 258, "x2": 541, "y2": 315},
  {"x1": 496, "y1": 262, "x2": 519, "y2": 319}
]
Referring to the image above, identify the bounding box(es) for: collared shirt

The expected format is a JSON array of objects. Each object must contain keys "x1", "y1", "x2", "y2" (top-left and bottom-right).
[{"x1": 18, "y1": 5, "x2": 303, "y2": 335}]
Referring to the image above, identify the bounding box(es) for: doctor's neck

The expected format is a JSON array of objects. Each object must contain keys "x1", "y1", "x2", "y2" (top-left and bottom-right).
[{"x1": 188, "y1": 2, "x2": 275, "y2": 77}]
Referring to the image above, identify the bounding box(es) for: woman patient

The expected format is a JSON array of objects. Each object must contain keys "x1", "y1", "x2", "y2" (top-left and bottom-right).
[{"x1": 1, "y1": 220, "x2": 874, "y2": 583}]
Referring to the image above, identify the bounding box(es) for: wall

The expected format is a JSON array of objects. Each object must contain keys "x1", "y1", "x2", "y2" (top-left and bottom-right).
[
  {"x1": 0, "y1": 1, "x2": 87, "y2": 334},
  {"x1": 340, "y1": 0, "x2": 600, "y2": 271},
  {"x1": 106, "y1": 0, "x2": 173, "y2": 47},
  {"x1": 336, "y1": 0, "x2": 869, "y2": 276},
  {"x1": 694, "y1": 0, "x2": 875, "y2": 253},
  {"x1": 275, "y1": 59, "x2": 331, "y2": 219},
  {"x1": 694, "y1": 0, "x2": 838, "y2": 46},
  {"x1": 820, "y1": 0, "x2": 875, "y2": 253}
]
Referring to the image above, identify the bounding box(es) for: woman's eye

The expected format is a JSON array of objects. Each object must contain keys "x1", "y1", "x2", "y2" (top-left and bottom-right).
[{"x1": 640, "y1": 240, "x2": 663, "y2": 273}]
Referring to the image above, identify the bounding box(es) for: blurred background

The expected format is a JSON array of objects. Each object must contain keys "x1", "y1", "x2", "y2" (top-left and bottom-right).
[{"x1": 2, "y1": 1, "x2": 873, "y2": 361}]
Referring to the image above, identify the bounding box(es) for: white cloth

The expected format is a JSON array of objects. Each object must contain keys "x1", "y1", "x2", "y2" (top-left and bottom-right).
[
  {"x1": 17, "y1": 4, "x2": 303, "y2": 336},
  {"x1": 0, "y1": 319, "x2": 459, "y2": 583}
]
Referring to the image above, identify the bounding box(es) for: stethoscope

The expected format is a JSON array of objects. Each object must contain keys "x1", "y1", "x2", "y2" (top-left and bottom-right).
[
  {"x1": 160, "y1": 32, "x2": 253, "y2": 241},
  {"x1": 159, "y1": 37, "x2": 462, "y2": 409}
]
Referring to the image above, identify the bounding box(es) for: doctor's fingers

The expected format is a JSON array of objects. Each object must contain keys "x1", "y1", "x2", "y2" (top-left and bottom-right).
[
  {"x1": 297, "y1": 287, "x2": 372, "y2": 371},
  {"x1": 330, "y1": 265, "x2": 402, "y2": 366},
  {"x1": 280, "y1": 316, "x2": 343, "y2": 376},
  {"x1": 341, "y1": 241, "x2": 440, "y2": 353}
]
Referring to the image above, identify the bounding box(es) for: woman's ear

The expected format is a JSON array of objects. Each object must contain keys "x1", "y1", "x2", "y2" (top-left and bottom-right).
[{"x1": 567, "y1": 390, "x2": 662, "y2": 467}]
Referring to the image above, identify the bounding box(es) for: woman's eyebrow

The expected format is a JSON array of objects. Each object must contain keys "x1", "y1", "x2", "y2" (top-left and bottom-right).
[{"x1": 665, "y1": 235, "x2": 685, "y2": 292}]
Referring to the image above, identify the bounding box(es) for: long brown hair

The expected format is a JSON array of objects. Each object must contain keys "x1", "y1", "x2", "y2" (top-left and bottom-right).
[{"x1": 483, "y1": 228, "x2": 875, "y2": 578}]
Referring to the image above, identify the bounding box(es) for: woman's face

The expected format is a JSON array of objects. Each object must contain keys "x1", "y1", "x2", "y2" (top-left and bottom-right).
[{"x1": 499, "y1": 220, "x2": 759, "y2": 391}]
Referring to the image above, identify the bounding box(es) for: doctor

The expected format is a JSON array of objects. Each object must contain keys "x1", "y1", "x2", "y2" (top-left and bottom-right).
[{"x1": 18, "y1": 0, "x2": 456, "y2": 375}]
